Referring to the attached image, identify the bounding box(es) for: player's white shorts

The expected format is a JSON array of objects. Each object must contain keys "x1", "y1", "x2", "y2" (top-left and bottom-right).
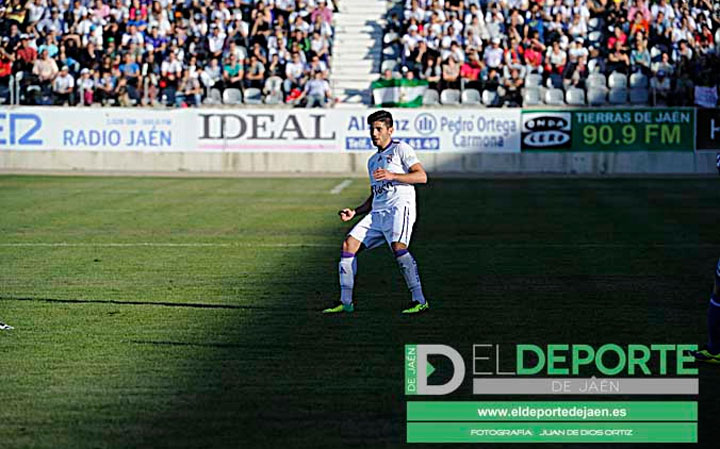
[{"x1": 348, "y1": 204, "x2": 416, "y2": 249}]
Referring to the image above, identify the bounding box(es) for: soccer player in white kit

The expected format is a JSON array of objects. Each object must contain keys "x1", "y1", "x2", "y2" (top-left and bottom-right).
[{"x1": 323, "y1": 110, "x2": 429, "y2": 314}]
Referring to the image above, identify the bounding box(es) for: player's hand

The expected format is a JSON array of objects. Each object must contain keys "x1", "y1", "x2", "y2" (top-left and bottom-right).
[
  {"x1": 373, "y1": 169, "x2": 396, "y2": 181},
  {"x1": 338, "y1": 208, "x2": 355, "y2": 222}
]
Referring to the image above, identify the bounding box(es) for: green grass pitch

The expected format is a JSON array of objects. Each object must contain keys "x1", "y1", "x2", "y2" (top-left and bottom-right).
[{"x1": 1, "y1": 175, "x2": 719, "y2": 448}]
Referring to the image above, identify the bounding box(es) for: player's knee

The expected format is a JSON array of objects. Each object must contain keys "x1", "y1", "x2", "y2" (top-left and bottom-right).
[
  {"x1": 342, "y1": 238, "x2": 359, "y2": 255},
  {"x1": 391, "y1": 242, "x2": 408, "y2": 257}
]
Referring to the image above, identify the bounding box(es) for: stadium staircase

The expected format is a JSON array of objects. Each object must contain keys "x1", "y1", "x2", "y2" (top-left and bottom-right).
[{"x1": 332, "y1": 0, "x2": 386, "y2": 106}]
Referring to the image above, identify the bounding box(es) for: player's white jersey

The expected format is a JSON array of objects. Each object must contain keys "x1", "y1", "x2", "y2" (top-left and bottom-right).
[{"x1": 368, "y1": 140, "x2": 420, "y2": 212}]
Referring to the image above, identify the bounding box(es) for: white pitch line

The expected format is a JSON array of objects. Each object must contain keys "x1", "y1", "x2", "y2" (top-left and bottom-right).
[
  {"x1": 0, "y1": 242, "x2": 335, "y2": 248},
  {"x1": 330, "y1": 179, "x2": 353, "y2": 194},
  {"x1": 0, "y1": 242, "x2": 719, "y2": 249}
]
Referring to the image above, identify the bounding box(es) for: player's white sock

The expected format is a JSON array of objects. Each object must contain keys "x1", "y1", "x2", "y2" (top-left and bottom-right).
[
  {"x1": 395, "y1": 251, "x2": 426, "y2": 304},
  {"x1": 339, "y1": 252, "x2": 357, "y2": 305}
]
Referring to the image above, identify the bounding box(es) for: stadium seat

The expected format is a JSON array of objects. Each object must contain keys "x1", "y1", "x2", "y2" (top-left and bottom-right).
[
  {"x1": 264, "y1": 76, "x2": 283, "y2": 95},
  {"x1": 565, "y1": 88, "x2": 585, "y2": 106},
  {"x1": 222, "y1": 88, "x2": 243, "y2": 105},
  {"x1": 587, "y1": 73, "x2": 607, "y2": 90},
  {"x1": 525, "y1": 73, "x2": 543, "y2": 87},
  {"x1": 381, "y1": 60, "x2": 398, "y2": 73},
  {"x1": 523, "y1": 87, "x2": 542, "y2": 106},
  {"x1": 423, "y1": 89, "x2": 440, "y2": 105},
  {"x1": 588, "y1": 31, "x2": 603, "y2": 45},
  {"x1": 383, "y1": 32, "x2": 399, "y2": 45},
  {"x1": 461, "y1": 89, "x2": 481, "y2": 105},
  {"x1": 609, "y1": 88, "x2": 628, "y2": 104},
  {"x1": 629, "y1": 73, "x2": 648, "y2": 89},
  {"x1": 588, "y1": 59, "x2": 600, "y2": 73},
  {"x1": 382, "y1": 46, "x2": 399, "y2": 59},
  {"x1": 587, "y1": 88, "x2": 607, "y2": 105},
  {"x1": 544, "y1": 88, "x2": 564, "y2": 106},
  {"x1": 244, "y1": 88, "x2": 263, "y2": 104},
  {"x1": 440, "y1": 89, "x2": 461, "y2": 105},
  {"x1": 650, "y1": 46, "x2": 663, "y2": 61},
  {"x1": 546, "y1": 74, "x2": 563, "y2": 89},
  {"x1": 588, "y1": 17, "x2": 601, "y2": 31},
  {"x1": 264, "y1": 91, "x2": 284, "y2": 104},
  {"x1": 203, "y1": 88, "x2": 222, "y2": 105},
  {"x1": 482, "y1": 90, "x2": 498, "y2": 106},
  {"x1": 608, "y1": 72, "x2": 627, "y2": 89},
  {"x1": 629, "y1": 88, "x2": 649, "y2": 105}
]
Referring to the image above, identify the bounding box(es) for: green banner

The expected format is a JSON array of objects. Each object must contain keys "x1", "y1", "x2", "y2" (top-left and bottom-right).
[
  {"x1": 407, "y1": 422, "x2": 697, "y2": 443},
  {"x1": 407, "y1": 401, "x2": 697, "y2": 421},
  {"x1": 371, "y1": 79, "x2": 428, "y2": 108},
  {"x1": 521, "y1": 109, "x2": 695, "y2": 151}
]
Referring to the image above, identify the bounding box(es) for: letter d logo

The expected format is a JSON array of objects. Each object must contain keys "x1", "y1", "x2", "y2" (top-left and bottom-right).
[{"x1": 406, "y1": 344, "x2": 465, "y2": 395}]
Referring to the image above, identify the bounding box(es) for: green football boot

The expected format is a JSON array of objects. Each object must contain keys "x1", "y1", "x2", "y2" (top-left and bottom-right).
[
  {"x1": 402, "y1": 301, "x2": 429, "y2": 314},
  {"x1": 322, "y1": 301, "x2": 354, "y2": 314},
  {"x1": 689, "y1": 346, "x2": 720, "y2": 364}
]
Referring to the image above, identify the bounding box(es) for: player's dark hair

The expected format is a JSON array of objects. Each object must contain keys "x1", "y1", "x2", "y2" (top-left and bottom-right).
[{"x1": 367, "y1": 110, "x2": 393, "y2": 129}]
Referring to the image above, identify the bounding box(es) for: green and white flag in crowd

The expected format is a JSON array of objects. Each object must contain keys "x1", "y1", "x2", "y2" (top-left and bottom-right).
[{"x1": 371, "y1": 78, "x2": 428, "y2": 108}]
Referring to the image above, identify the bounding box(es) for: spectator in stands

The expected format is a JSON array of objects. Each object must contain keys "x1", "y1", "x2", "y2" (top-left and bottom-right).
[
  {"x1": 652, "y1": 52, "x2": 674, "y2": 76},
  {"x1": 565, "y1": 55, "x2": 590, "y2": 89},
  {"x1": 608, "y1": 26, "x2": 628, "y2": 50},
  {"x1": 650, "y1": 11, "x2": 672, "y2": 49},
  {"x1": 632, "y1": 39, "x2": 651, "y2": 71},
  {"x1": 176, "y1": 70, "x2": 202, "y2": 107},
  {"x1": 160, "y1": 50, "x2": 182, "y2": 104},
  {"x1": 650, "y1": 69, "x2": 671, "y2": 105},
  {"x1": 545, "y1": 41, "x2": 567, "y2": 75},
  {"x1": 77, "y1": 68, "x2": 94, "y2": 106},
  {"x1": 588, "y1": 44, "x2": 606, "y2": 73},
  {"x1": 298, "y1": 70, "x2": 330, "y2": 108},
  {"x1": 53, "y1": 65, "x2": 75, "y2": 105},
  {"x1": 284, "y1": 51, "x2": 305, "y2": 94},
  {"x1": 502, "y1": 67, "x2": 524, "y2": 106},
  {"x1": 246, "y1": 54, "x2": 265, "y2": 89},
  {"x1": 483, "y1": 37, "x2": 504, "y2": 70},
  {"x1": 460, "y1": 48, "x2": 483, "y2": 90},
  {"x1": 441, "y1": 54, "x2": 460, "y2": 90},
  {"x1": 33, "y1": 49, "x2": 58, "y2": 94},
  {"x1": 607, "y1": 40, "x2": 630, "y2": 73},
  {"x1": 223, "y1": 54, "x2": 244, "y2": 90},
  {"x1": 95, "y1": 71, "x2": 115, "y2": 105},
  {"x1": 420, "y1": 56, "x2": 441, "y2": 91},
  {"x1": 114, "y1": 76, "x2": 132, "y2": 107},
  {"x1": 306, "y1": 55, "x2": 329, "y2": 79},
  {"x1": 0, "y1": 47, "x2": 13, "y2": 103}
]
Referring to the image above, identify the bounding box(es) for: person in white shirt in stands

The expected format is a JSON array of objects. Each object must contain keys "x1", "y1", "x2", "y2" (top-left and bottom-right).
[
  {"x1": 284, "y1": 51, "x2": 305, "y2": 93},
  {"x1": 53, "y1": 66, "x2": 75, "y2": 105},
  {"x1": 207, "y1": 25, "x2": 226, "y2": 60},
  {"x1": 484, "y1": 37, "x2": 504, "y2": 70}
]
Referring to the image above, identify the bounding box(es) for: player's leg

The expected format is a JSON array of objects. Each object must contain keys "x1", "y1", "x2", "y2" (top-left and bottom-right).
[
  {"x1": 391, "y1": 241, "x2": 429, "y2": 314},
  {"x1": 323, "y1": 236, "x2": 362, "y2": 314},
  {"x1": 339, "y1": 236, "x2": 362, "y2": 304},
  {"x1": 692, "y1": 258, "x2": 720, "y2": 363},
  {"x1": 385, "y1": 206, "x2": 428, "y2": 314},
  {"x1": 323, "y1": 214, "x2": 384, "y2": 313}
]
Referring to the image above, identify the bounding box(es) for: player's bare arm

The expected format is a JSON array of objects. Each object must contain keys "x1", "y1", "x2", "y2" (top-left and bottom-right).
[
  {"x1": 338, "y1": 192, "x2": 373, "y2": 222},
  {"x1": 373, "y1": 163, "x2": 428, "y2": 184}
]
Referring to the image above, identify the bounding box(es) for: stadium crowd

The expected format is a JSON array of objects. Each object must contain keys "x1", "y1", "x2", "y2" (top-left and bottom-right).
[
  {"x1": 0, "y1": 0, "x2": 336, "y2": 107},
  {"x1": 384, "y1": 0, "x2": 720, "y2": 106}
]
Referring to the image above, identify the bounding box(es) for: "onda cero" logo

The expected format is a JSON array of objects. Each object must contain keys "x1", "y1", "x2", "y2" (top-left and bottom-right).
[{"x1": 521, "y1": 113, "x2": 572, "y2": 149}]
